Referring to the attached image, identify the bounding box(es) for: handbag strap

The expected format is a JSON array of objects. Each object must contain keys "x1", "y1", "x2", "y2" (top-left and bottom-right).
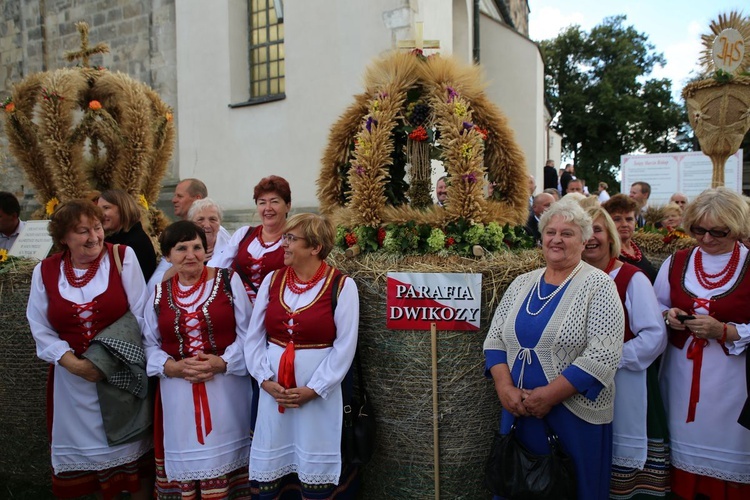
[{"x1": 510, "y1": 416, "x2": 562, "y2": 450}]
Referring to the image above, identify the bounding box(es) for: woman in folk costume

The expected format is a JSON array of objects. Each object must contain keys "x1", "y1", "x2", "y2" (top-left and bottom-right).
[
  {"x1": 657, "y1": 187, "x2": 750, "y2": 499},
  {"x1": 244, "y1": 213, "x2": 360, "y2": 499},
  {"x1": 582, "y1": 207, "x2": 670, "y2": 498},
  {"x1": 27, "y1": 199, "x2": 153, "y2": 499},
  {"x1": 213, "y1": 175, "x2": 291, "y2": 305},
  {"x1": 484, "y1": 200, "x2": 624, "y2": 500},
  {"x1": 143, "y1": 221, "x2": 254, "y2": 498}
]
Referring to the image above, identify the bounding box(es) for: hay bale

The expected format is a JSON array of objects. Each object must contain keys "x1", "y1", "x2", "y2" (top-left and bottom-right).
[
  {"x1": 0, "y1": 259, "x2": 52, "y2": 491},
  {"x1": 329, "y1": 250, "x2": 545, "y2": 499}
]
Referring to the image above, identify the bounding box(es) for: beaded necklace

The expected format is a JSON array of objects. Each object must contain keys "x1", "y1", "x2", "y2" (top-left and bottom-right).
[
  {"x1": 258, "y1": 229, "x2": 282, "y2": 249},
  {"x1": 286, "y1": 262, "x2": 327, "y2": 295},
  {"x1": 694, "y1": 243, "x2": 740, "y2": 290},
  {"x1": 620, "y1": 241, "x2": 642, "y2": 262},
  {"x1": 525, "y1": 261, "x2": 583, "y2": 316},
  {"x1": 172, "y1": 267, "x2": 208, "y2": 308},
  {"x1": 604, "y1": 257, "x2": 618, "y2": 274},
  {"x1": 63, "y1": 250, "x2": 104, "y2": 288}
]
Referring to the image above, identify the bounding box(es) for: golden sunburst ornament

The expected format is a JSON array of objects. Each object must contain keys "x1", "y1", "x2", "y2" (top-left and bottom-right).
[{"x1": 699, "y1": 11, "x2": 750, "y2": 76}]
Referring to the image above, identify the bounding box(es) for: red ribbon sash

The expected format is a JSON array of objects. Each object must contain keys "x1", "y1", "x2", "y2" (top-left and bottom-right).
[
  {"x1": 685, "y1": 336, "x2": 709, "y2": 423},
  {"x1": 192, "y1": 382, "x2": 213, "y2": 444},
  {"x1": 277, "y1": 341, "x2": 297, "y2": 413}
]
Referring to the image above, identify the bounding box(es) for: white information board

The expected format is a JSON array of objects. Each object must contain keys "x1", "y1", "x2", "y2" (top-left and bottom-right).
[
  {"x1": 9, "y1": 220, "x2": 54, "y2": 260},
  {"x1": 620, "y1": 151, "x2": 743, "y2": 205}
]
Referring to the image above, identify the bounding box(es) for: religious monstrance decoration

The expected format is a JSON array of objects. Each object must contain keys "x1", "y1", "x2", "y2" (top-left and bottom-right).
[
  {"x1": 683, "y1": 11, "x2": 750, "y2": 187},
  {"x1": 318, "y1": 25, "x2": 530, "y2": 256},
  {"x1": 1, "y1": 22, "x2": 174, "y2": 231}
]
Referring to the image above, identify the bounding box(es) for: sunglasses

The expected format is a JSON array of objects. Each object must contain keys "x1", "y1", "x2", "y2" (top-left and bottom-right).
[{"x1": 690, "y1": 225, "x2": 730, "y2": 238}]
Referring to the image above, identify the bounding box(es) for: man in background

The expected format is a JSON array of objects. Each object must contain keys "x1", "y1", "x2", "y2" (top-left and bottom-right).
[
  {"x1": 566, "y1": 179, "x2": 584, "y2": 195},
  {"x1": 0, "y1": 191, "x2": 24, "y2": 251},
  {"x1": 670, "y1": 192, "x2": 688, "y2": 210},
  {"x1": 560, "y1": 163, "x2": 576, "y2": 195},
  {"x1": 543, "y1": 159, "x2": 557, "y2": 191},
  {"x1": 172, "y1": 178, "x2": 208, "y2": 220},
  {"x1": 525, "y1": 192, "x2": 555, "y2": 244},
  {"x1": 435, "y1": 176, "x2": 448, "y2": 207},
  {"x1": 629, "y1": 181, "x2": 651, "y2": 227}
]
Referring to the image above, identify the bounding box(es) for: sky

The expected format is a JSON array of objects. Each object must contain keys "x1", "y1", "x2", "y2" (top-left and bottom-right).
[{"x1": 527, "y1": 0, "x2": 747, "y2": 100}]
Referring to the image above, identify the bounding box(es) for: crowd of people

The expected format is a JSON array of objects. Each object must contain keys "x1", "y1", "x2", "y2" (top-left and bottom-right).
[
  {"x1": 491, "y1": 175, "x2": 750, "y2": 500},
  {"x1": 22, "y1": 176, "x2": 361, "y2": 500},
  {"x1": 8, "y1": 168, "x2": 750, "y2": 499}
]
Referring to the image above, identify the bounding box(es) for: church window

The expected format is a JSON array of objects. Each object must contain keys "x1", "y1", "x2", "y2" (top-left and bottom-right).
[{"x1": 249, "y1": 0, "x2": 285, "y2": 100}]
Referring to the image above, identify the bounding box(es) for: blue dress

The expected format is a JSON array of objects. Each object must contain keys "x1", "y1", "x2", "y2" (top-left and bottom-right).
[{"x1": 485, "y1": 277, "x2": 613, "y2": 500}]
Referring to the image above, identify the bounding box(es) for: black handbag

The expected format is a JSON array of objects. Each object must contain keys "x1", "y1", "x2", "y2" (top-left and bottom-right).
[
  {"x1": 341, "y1": 350, "x2": 376, "y2": 465},
  {"x1": 484, "y1": 418, "x2": 576, "y2": 499}
]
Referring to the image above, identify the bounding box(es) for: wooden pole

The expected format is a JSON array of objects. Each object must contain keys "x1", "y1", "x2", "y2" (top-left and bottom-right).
[{"x1": 431, "y1": 322, "x2": 440, "y2": 499}]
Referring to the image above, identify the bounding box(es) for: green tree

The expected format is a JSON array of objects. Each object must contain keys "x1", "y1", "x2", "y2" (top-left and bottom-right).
[{"x1": 541, "y1": 15, "x2": 689, "y2": 191}]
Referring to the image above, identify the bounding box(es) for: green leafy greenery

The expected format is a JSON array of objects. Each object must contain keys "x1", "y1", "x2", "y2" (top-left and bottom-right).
[{"x1": 540, "y1": 15, "x2": 690, "y2": 191}]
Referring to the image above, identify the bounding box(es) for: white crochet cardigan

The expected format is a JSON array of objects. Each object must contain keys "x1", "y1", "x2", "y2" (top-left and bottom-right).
[{"x1": 484, "y1": 263, "x2": 624, "y2": 424}]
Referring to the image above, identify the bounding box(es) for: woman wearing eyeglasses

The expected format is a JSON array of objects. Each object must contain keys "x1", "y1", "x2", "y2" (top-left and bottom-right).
[
  {"x1": 656, "y1": 187, "x2": 750, "y2": 499},
  {"x1": 244, "y1": 214, "x2": 360, "y2": 499}
]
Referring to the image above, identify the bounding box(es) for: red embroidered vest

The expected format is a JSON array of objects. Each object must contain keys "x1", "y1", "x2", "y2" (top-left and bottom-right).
[
  {"x1": 233, "y1": 226, "x2": 285, "y2": 292},
  {"x1": 668, "y1": 247, "x2": 750, "y2": 349},
  {"x1": 265, "y1": 266, "x2": 342, "y2": 348},
  {"x1": 613, "y1": 262, "x2": 642, "y2": 343},
  {"x1": 154, "y1": 268, "x2": 237, "y2": 359},
  {"x1": 40, "y1": 243, "x2": 128, "y2": 355}
]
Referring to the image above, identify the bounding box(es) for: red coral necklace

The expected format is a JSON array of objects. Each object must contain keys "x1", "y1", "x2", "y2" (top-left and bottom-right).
[
  {"x1": 694, "y1": 243, "x2": 740, "y2": 290},
  {"x1": 620, "y1": 241, "x2": 642, "y2": 262},
  {"x1": 258, "y1": 230, "x2": 282, "y2": 249},
  {"x1": 286, "y1": 262, "x2": 327, "y2": 295},
  {"x1": 63, "y1": 250, "x2": 104, "y2": 288},
  {"x1": 172, "y1": 267, "x2": 208, "y2": 308}
]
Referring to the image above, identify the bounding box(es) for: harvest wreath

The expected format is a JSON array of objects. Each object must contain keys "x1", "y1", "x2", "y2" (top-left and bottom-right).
[{"x1": 318, "y1": 50, "x2": 530, "y2": 246}]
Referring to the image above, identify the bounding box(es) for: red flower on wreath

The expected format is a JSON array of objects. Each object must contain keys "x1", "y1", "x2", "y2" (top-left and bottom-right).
[
  {"x1": 3, "y1": 102, "x2": 14, "y2": 113},
  {"x1": 88, "y1": 100, "x2": 102, "y2": 111},
  {"x1": 475, "y1": 126, "x2": 488, "y2": 140},
  {"x1": 445, "y1": 237, "x2": 456, "y2": 248},
  {"x1": 377, "y1": 227, "x2": 386, "y2": 247},
  {"x1": 345, "y1": 233, "x2": 358, "y2": 247},
  {"x1": 408, "y1": 126, "x2": 428, "y2": 142}
]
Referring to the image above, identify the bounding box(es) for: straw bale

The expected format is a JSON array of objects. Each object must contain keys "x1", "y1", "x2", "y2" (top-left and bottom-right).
[
  {"x1": 0, "y1": 260, "x2": 51, "y2": 490},
  {"x1": 328, "y1": 250, "x2": 544, "y2": 499}
]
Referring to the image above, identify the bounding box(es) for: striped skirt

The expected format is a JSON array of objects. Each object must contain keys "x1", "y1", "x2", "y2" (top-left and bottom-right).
[{"x1": 610, "y1": 365, "x2": 670, "y2": 498}]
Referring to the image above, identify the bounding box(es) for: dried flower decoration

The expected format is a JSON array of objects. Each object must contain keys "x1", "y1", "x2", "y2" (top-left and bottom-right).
[
  {"x1": 45, "y1": 197, "x2": 60, "y2": 216},
  {"x1": 408, "y1": 126, "x2": 428, "y2": 141},
  {"x1": 137, "y1": 194, "x2": 149, "y2": 210},
  {"x1": 41, "y1": 88, "x2": 64, "y2": 102},
  {"x1": 166, "y1": 112, "x2": 173, "y2": 122},
  {"x1": 0, "y1": 249, "x2": 8, "y2": 263},
  {"x1": 88, "y1": 100, "x2": 102, "y2": 110},
  {"x1": 447, "y1": 86, "x2": 458, "y2": 103}
]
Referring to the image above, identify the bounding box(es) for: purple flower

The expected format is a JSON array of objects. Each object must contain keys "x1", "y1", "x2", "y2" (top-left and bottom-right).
[
  {"x1": 462, "y1": 172, "x2": 477, "y2": 183},
  {"x1": 447, "y1": 86, "x2": 458, "y2": 103},
  {"x1": 462, "y1": 121, "x2": 474, "y2": 131},
  {"x1": 366, "y1": 116, "x2": 378, "y2": 132},
  {"x1": 356, "y1": 166, "x2": 365, "y2": 176},
  {"x1": 378, "y1": 92, "x2": 389, "y2": 99}
]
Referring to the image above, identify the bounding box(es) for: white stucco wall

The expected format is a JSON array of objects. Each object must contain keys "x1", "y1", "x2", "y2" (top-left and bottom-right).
[
  {"x1": 478, "y1": 14, "x2": 545, "y2": 187},
  {"x1": 175, "y1": 0, "x2": 406, "y2": 210}
]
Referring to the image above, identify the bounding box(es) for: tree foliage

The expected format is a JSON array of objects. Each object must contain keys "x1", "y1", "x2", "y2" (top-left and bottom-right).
[{"x1": 541, "y1": 15, "x2": 689, "y2": 191}]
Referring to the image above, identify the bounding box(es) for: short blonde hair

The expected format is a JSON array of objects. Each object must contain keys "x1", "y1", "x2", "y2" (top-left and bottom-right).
[
  {"x1": 661, "y1": 202, "x2": 682, "y2": 218},
  {"x1": 539, "y1": 199, "x2": 593, "y2": 243},
  {"x1": 284, "y1": 213, "x2": 335, "y2": 260},
  {"x1": 578, "y1": 195, "x2": 600, "y2": 210},
  {"x1": 683, "y1": 187, "x2": 750, "y2": 240},
  {"x1": 188, "y1": 197, "x2": 223, "y2": 222},
  {"x1": 586, "y1": 207, "x2": 621, "y2": 258}
]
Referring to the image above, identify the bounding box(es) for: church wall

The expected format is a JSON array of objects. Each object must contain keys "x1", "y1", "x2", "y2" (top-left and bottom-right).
[
  {"x1": 0, "y1": 0, "x2": 177, "y2": 210},
  {"x1": 175, "y1": 0, "x2": 412, "y2": 211},
  {"x1": 479, "y1": 13, "x2": 544, "y2": 185}
]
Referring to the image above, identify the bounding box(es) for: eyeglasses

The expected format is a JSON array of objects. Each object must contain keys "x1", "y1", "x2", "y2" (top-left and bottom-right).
[
  {"x1": 282, "y1": 233, "x2": 306, "y2": 243},
  {"x1": 690, "y1": 225, "x2": 731, "y2": 238}
]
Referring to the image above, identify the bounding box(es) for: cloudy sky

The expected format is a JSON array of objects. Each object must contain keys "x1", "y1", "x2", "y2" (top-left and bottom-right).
[{"x1": 528, "y1": 0, "x2": 746, "y2": 100}]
